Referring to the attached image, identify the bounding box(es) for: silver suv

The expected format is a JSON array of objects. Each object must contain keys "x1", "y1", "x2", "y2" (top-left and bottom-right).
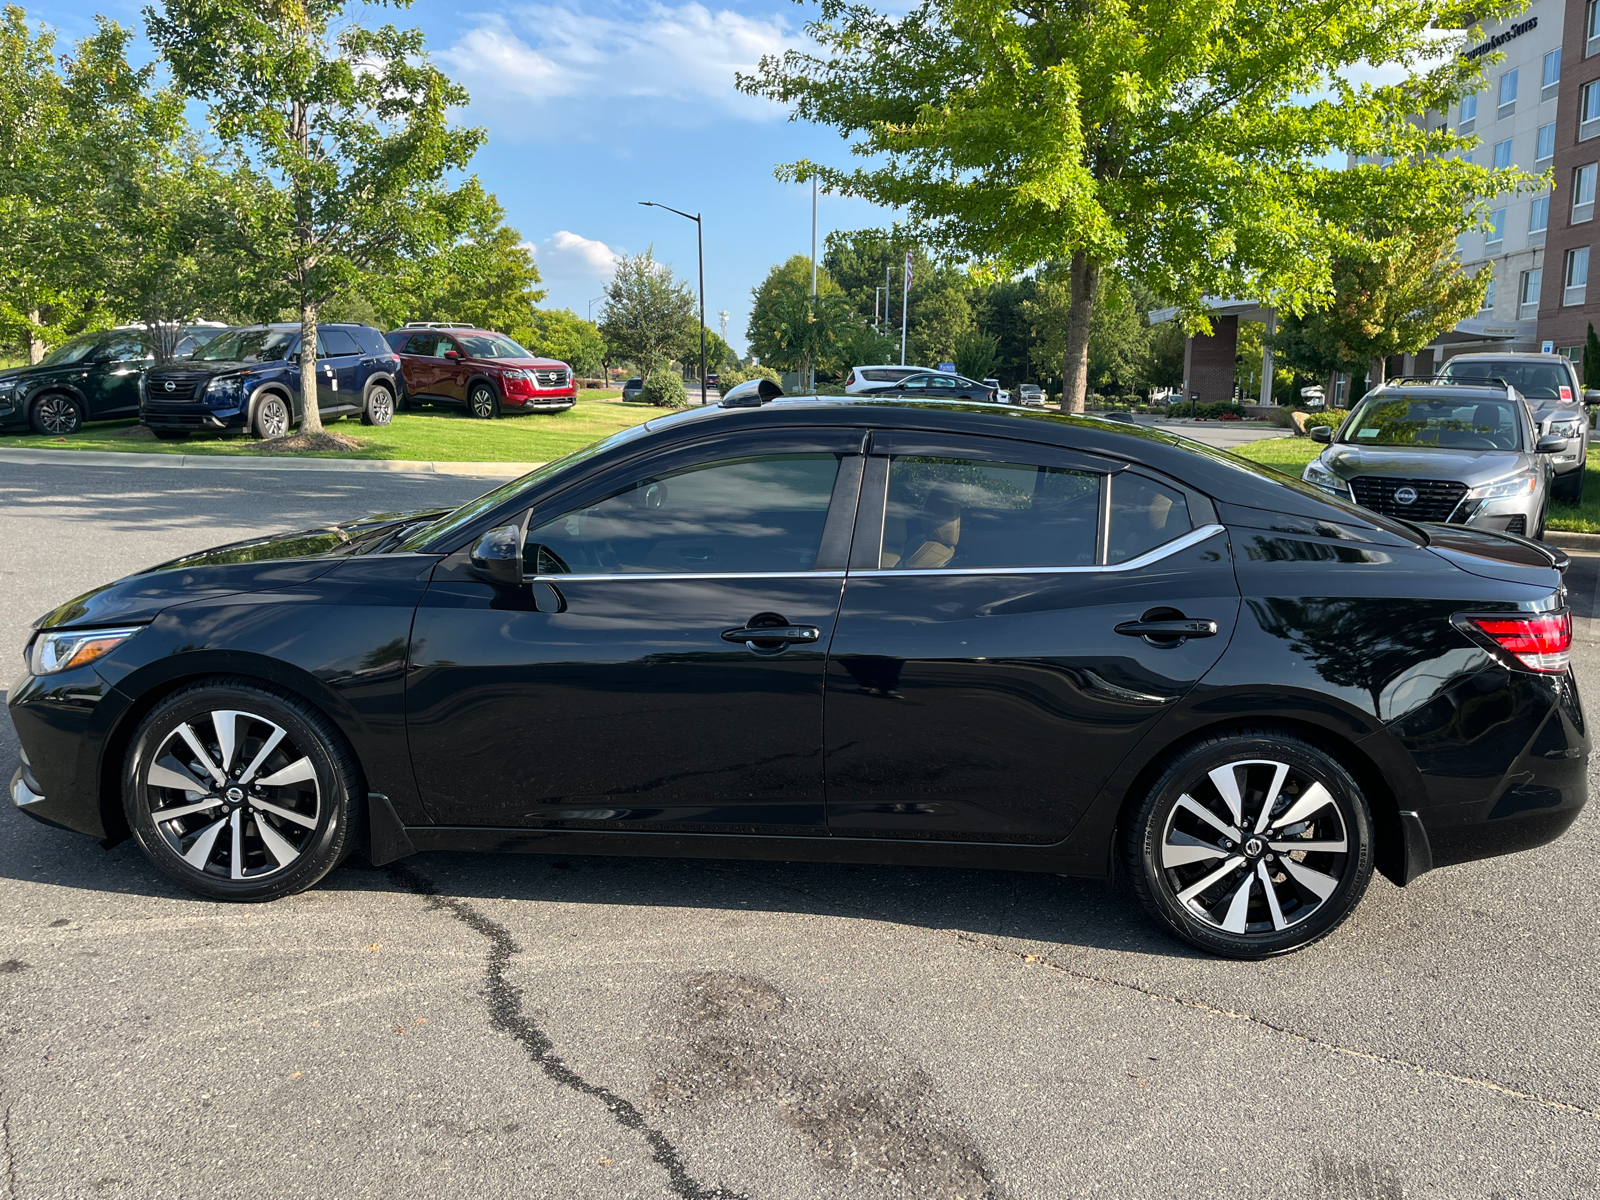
[
  {"x1": 1437, "y1": 353, "x2": 1592, "y2": 502},
  {"x1": 1300, "y1": 379, "x2": 1572, "y2": 539}
]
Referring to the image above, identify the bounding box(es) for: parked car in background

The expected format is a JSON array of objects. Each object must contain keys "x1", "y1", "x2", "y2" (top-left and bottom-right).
[
  {"x1": 385, "y1": 324, "x2": 576, "y2": 418},
  {"x1": 982, "y1": 378, "x2": 1012, "y2": 404},
  {"x1": 858, "y1": 370, "x2": 997, "y2": 402},
  {"x1": 1302, "y1": 379, "x2": 1566, "y2": 538},
  {"x1": 11, "y1": 397, "x2": 1584, "y2": 959},
  {"x1": 142, "y1": 323, "x2": 403, "y2": 440},
  {"x1": 1437, "y1": 353, "x2": 1592, "y2": 502},
  {"x1": 621, "y1": 377, "x2": 645, "y2": 402},
  {"x1": 845, "y1": 364, "x2": 926, "y2": 394},
  {"x1": 705, "y1": 373, "x2": 720, "y2": 391},
  {"x1": 0, "y1": 325, "x2": 226, "y2": 436},
  {"x1": 1017, "y1": 384, "x2": 1046, "y2": 407}
]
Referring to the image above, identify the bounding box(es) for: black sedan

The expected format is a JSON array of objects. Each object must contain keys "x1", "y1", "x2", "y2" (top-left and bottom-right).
[
  {"x1": 861, "y1": 370, "x2": 996, "y2": 402},
  {"x1": 8, "y1": 398, "x2": 1586, "y2": 957}
]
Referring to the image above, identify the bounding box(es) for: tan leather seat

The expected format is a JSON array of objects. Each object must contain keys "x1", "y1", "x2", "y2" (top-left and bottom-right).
[{"x1": 893, "y1": 494, "x2": 961, "y2": 568}]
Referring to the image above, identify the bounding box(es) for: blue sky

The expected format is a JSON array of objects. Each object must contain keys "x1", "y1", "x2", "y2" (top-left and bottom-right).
[{"x1": 41, "y1": 0, "x2": 896, "y2": 353}]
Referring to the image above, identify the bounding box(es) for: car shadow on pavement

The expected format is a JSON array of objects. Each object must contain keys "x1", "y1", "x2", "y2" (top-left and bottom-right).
[{"x1": 0, "y1": 798, "x2": 1202, "y2": 959}]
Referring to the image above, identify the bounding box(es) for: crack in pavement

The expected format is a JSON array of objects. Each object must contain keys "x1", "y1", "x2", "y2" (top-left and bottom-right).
[
  {"x1": 689, "y1": 863, "x2": 1600, "y2": 1122},
  {"x1": 385, "y1": 863, "x2": 747, "y2": 1200},
  {"x1": 3, "y1": 1104, "x2": 16, "y2": 1200}
]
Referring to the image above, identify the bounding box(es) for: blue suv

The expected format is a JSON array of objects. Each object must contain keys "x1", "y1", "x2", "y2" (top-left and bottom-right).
[{"x1": 141, "y1": 323, "x2": 404, "y2": 440}]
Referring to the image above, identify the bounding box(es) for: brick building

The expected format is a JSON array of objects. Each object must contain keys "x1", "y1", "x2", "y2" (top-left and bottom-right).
[{"x1": 1535, "y1": 0, "x2": 1600, "y2": 362}]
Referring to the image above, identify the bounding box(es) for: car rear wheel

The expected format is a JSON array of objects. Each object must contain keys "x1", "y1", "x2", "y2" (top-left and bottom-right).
[
  {"x1": 123, "y1": 680, "x2": 361, "y2": 902},
  {"x1": 1125, "y1": 730, "x2": 1373, "y2": 958},
  {"x1": 252, "y1": 394, "x2": 291, "y2": 440},
  {"x1": 469, "y1": 382, "x2": 499, "y2": 419},
  {"x1": 361, "y1": 384, "x2": 395, "y2": 426},
  {"x1": 30, "y1": 393, "x2": 83, "y2": 436}
]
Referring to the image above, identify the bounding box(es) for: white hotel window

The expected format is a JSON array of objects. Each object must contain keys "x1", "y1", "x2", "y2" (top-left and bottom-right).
[
  {"x1": 1460, "y1": 91, "x2": 1478, "y2": 134},
  {"x1": 1486, "y1": 208, "x2": 1506, "y2": 247},
  {"x1": 1493, "y1": 138, "x2": 1514, "y2": 170},
  {"x1": 1498, "y1": 69, "x2": 1519, "y2": 119},
  {"x1": 1482, "y1": 275, "x2": 1497, "y2": 312},
  {"x1": 1565, "y1": 247, "x2": 1590, "y2": 307},
  {"x1": 1531, "y1": 195, "x2": 1550, "y2": 235},
  {"x1": 1590, "y1": 1, "x2": 1600, "y2": 57},
  {"x1": 1575, "y1": 164, "x2": 1598, "y2": 224},
  {"x1": 1544, "y1": 48, "x2": 1562, "y2": 101},
  {"x1": 1537, "y1": 122, "x2": 1557, "y2": 163},
  {"x1": 1521, "y1": 268, "x2": 1543, "y2": 314}
]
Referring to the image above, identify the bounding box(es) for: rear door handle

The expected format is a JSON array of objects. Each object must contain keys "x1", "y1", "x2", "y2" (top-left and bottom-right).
[
  {"x1": 1115, "y1": 619, "x2": 1218, "y2": 638},
  {"x1": 721, "y1": 625, "x2": 821, "y2": 649}
]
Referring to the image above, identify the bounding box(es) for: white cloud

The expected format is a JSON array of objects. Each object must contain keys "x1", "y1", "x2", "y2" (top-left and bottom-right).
[
  {"x1": 532, "y1": 230, "x2": 622, "y2": 284},
  {"x1": 441, "y1": 2, "x2": 799, "y2": 128}
]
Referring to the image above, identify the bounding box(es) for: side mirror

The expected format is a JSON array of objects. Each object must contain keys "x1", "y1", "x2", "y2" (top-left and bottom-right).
[
  {"x1": 1309, "y1": 425, "x2": 1333, "y2": 443},
  {"x1": 469, "y1": 525, "x2": 524, "y2": 585},
  {"x1": 1537, "y1": 434, "x2": 1571, "y2": 453},
  {"x1": 1585, "y1": 390, "x2": 1600, "y2": 404},
  {"x1": 443, "y1": 349, "x2": 461, "y2": 361}
]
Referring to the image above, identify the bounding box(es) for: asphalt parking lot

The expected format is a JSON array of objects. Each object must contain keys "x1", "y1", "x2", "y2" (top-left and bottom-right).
[{"x1": 1, "y1": 459, "x2": 1597, "y2": 1200}]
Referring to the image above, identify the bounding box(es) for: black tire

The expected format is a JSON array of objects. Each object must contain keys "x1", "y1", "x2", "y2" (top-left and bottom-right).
[
  {"x1": 252, "y1": 393, "x2": 291, "y2": 440},
  {"x1": 30, "y1": 393, "x2": 83, "y2": 436},
  {"x1": 153, "y1": 430, "x2": 189, "y2": 441},
  {"x1": 1124, "y1": 728, "x2": 1373, "y2": 958},
  {"x1": 361, "y1": 383, "x2": 395, "y2": 426},
  {"x1": 1554, "y1": 468, "x2": 1585, "y2": 505},
  {"x1": 469, "y1": 382, "x2": 499, "y2": 419},
  {"x1": 122, "y1": 678, "x2": 362, "y2": 902}
]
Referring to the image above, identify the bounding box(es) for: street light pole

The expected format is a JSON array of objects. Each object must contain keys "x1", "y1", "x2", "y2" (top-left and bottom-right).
[
  {"x1": 587, "y1": 295, "x2": 603, "y2": 322},
  {"x1": 639, "y1": 200, "x2": 707, "y2": 406}
]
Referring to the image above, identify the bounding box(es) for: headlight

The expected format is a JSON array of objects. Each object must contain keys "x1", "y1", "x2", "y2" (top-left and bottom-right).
[
  {"x1": 504, "y1": 369, "x2": 532, "y2": 383},
  {"x1": 204, "y1": 375, "x2": 243, "y2": 403},
  {"x1": 1302, "y1": 458, "x2": 1349, "y2": 497},
  {"x1": 1549, "y1": 419, "x2": 1582, "y2": 439},
  {"x1": 0, "y1": 378, "x2": 16, "y2": 393},
  {"x1": 1466, "y1": 475, "x2": 1538, "y2": 501},
  {"x1": 27, "y1": 625, "x2": 143, "y2": 675}
]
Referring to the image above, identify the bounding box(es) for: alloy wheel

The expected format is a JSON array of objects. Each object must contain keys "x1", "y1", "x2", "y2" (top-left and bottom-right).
[
  {"x1": 257, "y1": 397, "x2": 289, "y2": 439},
  {"x1": 143, "y1": 709, "x2": 322, "y2": 880},
  {"x1": 470, "y1": 385, "x2": 497, "y2": 419},
  {"x1": 1158, "y1": 758, "x2": 1352, "y2": 935},
  {"x1": 34, "y1": 395, "x2": 81, "y2": 435},
  {"x1": 366, "y1": 388, "x2": 394, "y2": 425}
]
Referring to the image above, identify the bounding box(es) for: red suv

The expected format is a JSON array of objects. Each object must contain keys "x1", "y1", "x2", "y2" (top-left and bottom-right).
[{"x1": 384, "y1": 324, "x2": 577, "y2": 417}]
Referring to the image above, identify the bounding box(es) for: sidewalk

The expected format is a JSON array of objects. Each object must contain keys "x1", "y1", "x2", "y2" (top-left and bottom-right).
[{"x1": 0, "y1": 447, "x2": 539, "y2": 477}]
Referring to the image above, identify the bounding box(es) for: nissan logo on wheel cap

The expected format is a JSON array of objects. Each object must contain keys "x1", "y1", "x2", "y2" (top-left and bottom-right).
[
  {"x1": 1394, "y1": 486, "x2": 1418, "y2": 505},
  {"x1": 163, "y1": 379, "x2": 175, "y2": 392}
]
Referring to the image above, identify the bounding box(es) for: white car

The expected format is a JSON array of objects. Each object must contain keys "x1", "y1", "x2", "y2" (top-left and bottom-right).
[
  {"x1": 844, "y1": 364, "x2": 928, "y2": 394},
  {"x1": 982, "y1": 377, "x2": 1011, "y2": 403},
  {"x1": 1017, "y1": 384, "x2": 1046, "y2": 407}
]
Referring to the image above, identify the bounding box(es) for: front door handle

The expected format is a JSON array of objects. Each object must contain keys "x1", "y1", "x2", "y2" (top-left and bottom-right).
[
  {"x1": 1115, "y1": 618, "x2": 1218, "y2": 639},
  {"x1": 721, "y1": 624, "x2": 821, "y2": 651}
]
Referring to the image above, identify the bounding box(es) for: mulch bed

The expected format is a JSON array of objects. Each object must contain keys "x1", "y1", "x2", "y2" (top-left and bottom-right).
[{"x1": 250, "y1": 431, "x2": 367, "y2": 454}]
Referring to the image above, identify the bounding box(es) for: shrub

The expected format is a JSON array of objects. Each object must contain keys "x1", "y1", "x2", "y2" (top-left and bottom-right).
[
  {"x1": 1187, "y1": 401, "x2": 1249, "y2": 419},
  {"x1": 1302, "y1": 407, "x2": 1348, "y2": 431},
  {"x1": 641, "y1": 368, "x2": 689, "y2": 408},
  {"x1": 718, "y1": 363, "x2": 782, "y2": 393}
]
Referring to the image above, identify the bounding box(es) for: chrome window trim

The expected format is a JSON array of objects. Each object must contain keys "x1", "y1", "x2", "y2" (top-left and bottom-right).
[
  {"x1": 844, "y1": 523, "x2": 1226, "y2": 578},
  {"x1": 527, "y1": 570, "x2": 850, "y2": 583}
]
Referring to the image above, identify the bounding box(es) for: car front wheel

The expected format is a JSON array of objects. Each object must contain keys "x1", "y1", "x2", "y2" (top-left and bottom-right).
[
  {"x1": 469, "y1": 382, "x2": 499, "y2": 419},
  {"x1": 30, "y1": 393, "x2": 83, "y2": 436},
  {"x1": 1125, "y1": 729, "x2": 1373, "y2": 958},
  {"x1": 252, "y1": 394, "x2": 291, "y2": 440},
  {"x1": 123, "y1": 679, "x2": 362, "y2": 902}
]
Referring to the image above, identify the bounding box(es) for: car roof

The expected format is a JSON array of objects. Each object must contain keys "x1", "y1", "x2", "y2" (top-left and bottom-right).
[{"x1": 1444, "y1": 352, "x2": 1572, "y2": 364}]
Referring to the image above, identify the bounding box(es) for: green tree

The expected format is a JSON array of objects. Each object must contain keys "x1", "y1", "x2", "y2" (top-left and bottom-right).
[
  {"x1": 909, "y1": 278, "x2": 972, "y2": 366},
  {"x1": 742, "y1": 0, "x2": 1537, "y2": 413},
  {"x1": 373, "y1": 189, "x2": 544, "y2": 338},
  {"x1": 1028, "y1": 266, "x2": 1152, "y2": 395},
  {"x1": 148, "y1": 0, "x2": 487, "y2": 433},
  {"x1": 1585, "y1": 324, "x2": 1600, "y2": 390},
  {"x1": 952, "y1": 330, "x2": 999, "y2": 381},
  {"x1": 523, "y1": 308, "x2": 605, "y2": 378},
  {"x1": 747, "y1": 254, "x2": 856, "y2": 386},
  {"x1": 598, "y1": 248, "x2": 698, "y2": 376}
]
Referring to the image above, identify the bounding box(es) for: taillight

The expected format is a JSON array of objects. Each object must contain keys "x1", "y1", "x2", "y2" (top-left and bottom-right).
[{"x1": 1465, "y1": 611, "x2": 1572, "y2": 673}]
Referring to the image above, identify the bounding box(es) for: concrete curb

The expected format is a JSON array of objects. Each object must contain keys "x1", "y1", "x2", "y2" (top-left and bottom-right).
[{"x1": 0, "y1": 447, "x2": 540, "y2": 477}]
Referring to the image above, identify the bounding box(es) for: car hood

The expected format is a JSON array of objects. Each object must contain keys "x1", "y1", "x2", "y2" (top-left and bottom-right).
[
  {"x1": 149, "y1": 359, "x2": 273, "y2": 377},
  {"x1": 33, "y1": 508, "x2": 450, "y2": 630},
  {"x1": 476, "y1": 357, "x2": 568, "y2": 370},
  {"x1": 1322, "y1": 444, "x2": 1533, "y2": 486}
]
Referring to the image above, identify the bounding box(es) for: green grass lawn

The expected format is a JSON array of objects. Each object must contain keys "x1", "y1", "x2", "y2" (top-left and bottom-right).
[
  {"x1": 1232, "y1": 435, "x2": 1600, "y2": 534},
  {"x1": 0, "y1": 393, "x2": 660, "y2": 463}
]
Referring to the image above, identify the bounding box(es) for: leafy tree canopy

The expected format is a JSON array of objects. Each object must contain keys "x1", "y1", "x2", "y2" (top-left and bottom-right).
[
  {"x1": 599, "y1": 248, "x2": 698, "y2": 374},
  {"x1": 523, "y1": 307, "x2": 605, "y2": 377}
]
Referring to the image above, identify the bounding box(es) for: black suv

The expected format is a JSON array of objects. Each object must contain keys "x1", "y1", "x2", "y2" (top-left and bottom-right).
[
  {"x1": 0, "y1": 326, "x2": 223, "y2": 436},
  {"x1": 142, "y1": 324, "x2": 404, "y2": 440}
]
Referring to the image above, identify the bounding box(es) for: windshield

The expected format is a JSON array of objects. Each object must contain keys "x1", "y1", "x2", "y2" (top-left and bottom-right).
[
  {"x1": 1440, "y1": 359, "x2": 1573, "y2": 402},
  {"x1": 195, "y1": 328, "x2": 297, "y2": 362},
  {"x1": 40, "y1": 335, "x2": 104, "y2": 366},
  {"x1": 1341, "y1": 395, "x2": 1524, "y2": 451},
  {"x1": 458, "y1": 334, "x2": 533, "y2": 359}
]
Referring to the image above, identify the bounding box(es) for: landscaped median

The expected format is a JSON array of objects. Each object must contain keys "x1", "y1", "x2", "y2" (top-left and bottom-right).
[
  {"x1": 1232, "y1": 436, "x2": 1600, "y2": 534},
  {"x1": 0, "y1": 393, "x2": 653, "y2": 465}
]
